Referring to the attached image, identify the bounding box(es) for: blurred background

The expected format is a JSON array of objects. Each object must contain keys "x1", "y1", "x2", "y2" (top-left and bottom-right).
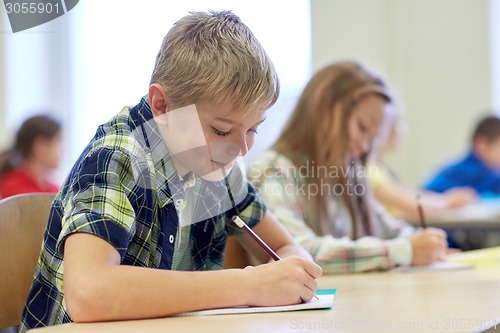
[{"x1": 1, "y1": 0, "x2": 499, "y2": 188}]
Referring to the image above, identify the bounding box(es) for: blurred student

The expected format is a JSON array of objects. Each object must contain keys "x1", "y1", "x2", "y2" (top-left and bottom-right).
[
  {"x1": 20, "y1": 11, "x2": 320, "y2": 332},
  {"x1": 0, "y1": 114, "x2": 61, "y2": 199},
  {"x1": 247, "y1": 61, "x2": 448, "y2": 274},
  {"x1": 368, "y1": 109, "x2": 477, "y2": 221},
  {"x1": 423, "y1": 115, "x2": 500, "y2": 197}
]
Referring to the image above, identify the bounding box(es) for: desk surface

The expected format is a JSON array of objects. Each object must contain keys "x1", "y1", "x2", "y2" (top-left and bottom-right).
[
  {"x1": 29, "y1": 265, "x2": 500, "y2": 333},
  {"x1": 407, "y1": 202, "x2": 500, "y2": 229}
]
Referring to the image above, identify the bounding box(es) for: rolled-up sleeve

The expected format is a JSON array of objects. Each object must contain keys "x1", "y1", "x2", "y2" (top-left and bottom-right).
[{"x1": 57, "y1": 147, "x2": 136, "y2": 260}]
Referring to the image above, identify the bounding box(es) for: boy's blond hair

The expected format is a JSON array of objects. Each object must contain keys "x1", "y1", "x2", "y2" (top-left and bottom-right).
[{"x1": 150, "y1": 10, "x2": 279, "y2": 114}]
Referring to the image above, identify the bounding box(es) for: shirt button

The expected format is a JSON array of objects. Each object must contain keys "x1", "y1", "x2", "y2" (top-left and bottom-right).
[
  {"x1": 169, "y1": 235, "x2": 174, "y2": 244},
  {"x1": 175, "y1": 199, "x2": 187, "y2": 211}
]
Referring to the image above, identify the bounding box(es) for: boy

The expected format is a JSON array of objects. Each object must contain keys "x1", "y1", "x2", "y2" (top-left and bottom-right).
[
  {"x1": 424, "y1": 115, "x2": 500, "y2": 196},
  {"x1": 20, "y1": 10, "x2": 321, "y2": 331}
]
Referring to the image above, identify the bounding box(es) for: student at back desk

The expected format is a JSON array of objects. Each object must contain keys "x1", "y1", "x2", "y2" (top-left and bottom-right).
[{"x1": 247, "y1": 61, "x2": 448, "y2": 274}]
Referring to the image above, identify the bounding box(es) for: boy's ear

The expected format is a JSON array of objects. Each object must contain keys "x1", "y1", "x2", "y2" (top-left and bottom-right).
[
  {"x1": 473, "y1": 136, "x2": 488, "y2": 156},
  {"x1": 149, "y1": 84, "x2": 169, "y2": 126}
]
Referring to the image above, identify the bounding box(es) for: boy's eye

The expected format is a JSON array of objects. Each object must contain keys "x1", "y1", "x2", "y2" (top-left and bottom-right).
[
  {"x1": 212, "y1": 127, "x2": 231, "y2": 137},
  {"x1": 359, "y1": 122, "x2": 368, "y2": 133},
  {"x1": 247, "y1": 128, "x2": 259, "y2": 135}
]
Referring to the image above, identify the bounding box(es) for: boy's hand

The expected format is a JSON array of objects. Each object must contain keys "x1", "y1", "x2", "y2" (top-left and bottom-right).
[
  {"x1": 443, "y1": 187, "x2": 478, "y2": 208},
  {"x1": 242, "y1": 256, "x2": 322, "y2": 306},
  {"x1": 409, "y1": 227, "x2": 448, "y2": 266}
]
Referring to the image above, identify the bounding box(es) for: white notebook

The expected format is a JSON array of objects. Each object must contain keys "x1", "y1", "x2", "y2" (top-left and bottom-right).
[
  {"x1": 174, "y1": 289, "x2": 336, "y2": 317},
  {"x1": 392, "y1": 261, "x2": 473, "y2": 273}
]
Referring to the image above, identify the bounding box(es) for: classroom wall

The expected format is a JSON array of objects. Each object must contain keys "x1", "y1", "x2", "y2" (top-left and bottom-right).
[
  {"x1": 311, "y1": 0, "x2": 492, "y2": 187},
  {"x1": 490, "y1": 0, "x2": 500, "y2": 112},
  {"x1": 0, "y1": 12, "x2": 5, "y2": 151}
]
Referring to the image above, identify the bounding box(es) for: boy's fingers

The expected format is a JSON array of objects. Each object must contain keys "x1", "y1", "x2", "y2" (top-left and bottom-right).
[
  {"x1": 302, "y1": 274, "x2": 317, "y2": 294},
  {"x1": 299, "y1": 282, "x2": 317, "y2": 303},
  {"x1": 304, "y1": 261, "x2": 323, "y2": 279}
]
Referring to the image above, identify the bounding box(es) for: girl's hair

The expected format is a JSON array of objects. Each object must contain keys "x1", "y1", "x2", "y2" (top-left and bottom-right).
[
  {"x1": 150, "y1": 10, "x2": 279, "y2": 115},
  {"x1": 273, "y1": 61, "x2": 392, "y2": 238},
  {"x1": 0, "y1": 114, "x2": 61, "y2": 176}
]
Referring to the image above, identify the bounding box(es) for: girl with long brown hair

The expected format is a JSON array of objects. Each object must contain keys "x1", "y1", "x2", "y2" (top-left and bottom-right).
[{"x1": 247, "y1": 61, "x2": 448, "y2": 273}]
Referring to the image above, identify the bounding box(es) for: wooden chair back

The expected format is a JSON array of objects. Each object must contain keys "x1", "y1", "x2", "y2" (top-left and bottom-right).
[{"x1": 0, "y1": 193, "x2": 55, "y2": 328}]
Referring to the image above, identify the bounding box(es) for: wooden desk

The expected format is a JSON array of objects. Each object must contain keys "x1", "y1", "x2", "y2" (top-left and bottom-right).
[
  {"x1": 29, "y1": 263, "x2": 500, "y2": 333},
  {"x1": 317, "y1": 267, "x2": 499, "y2": 333}
]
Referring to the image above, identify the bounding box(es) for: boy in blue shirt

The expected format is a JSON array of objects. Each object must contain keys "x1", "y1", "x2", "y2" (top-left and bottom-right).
[
  {"x1": 424, "y1": 115, "x2": 500, "y2": 196},
  {"x1": 20, "y1": 10, "x2": 321, "y2": 331}
]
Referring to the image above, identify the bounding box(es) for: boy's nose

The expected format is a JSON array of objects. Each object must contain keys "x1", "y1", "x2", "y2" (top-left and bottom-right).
[
  {"x1": 238, "y1": 140, "x2": 249, "y2": 157},
  {"x1": 231, "y1": 137, "x2": 248, "y2": 157}
]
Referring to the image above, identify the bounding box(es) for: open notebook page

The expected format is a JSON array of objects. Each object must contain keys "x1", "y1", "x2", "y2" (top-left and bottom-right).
[
  {"x1": 391, "y1": 261, "x2": 473, "y2": 272},
  {"x1": 174, "y1": 289, "x2": 336, "y2": 317}
]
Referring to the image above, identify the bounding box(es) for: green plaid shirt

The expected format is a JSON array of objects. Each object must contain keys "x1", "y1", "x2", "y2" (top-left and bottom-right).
[
  {"x1": 247, "y1": 151, "x2": 414, "y2": 274},
  {"x1": 20, "y1": 97, "x2": 266, "y2": 331}
]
